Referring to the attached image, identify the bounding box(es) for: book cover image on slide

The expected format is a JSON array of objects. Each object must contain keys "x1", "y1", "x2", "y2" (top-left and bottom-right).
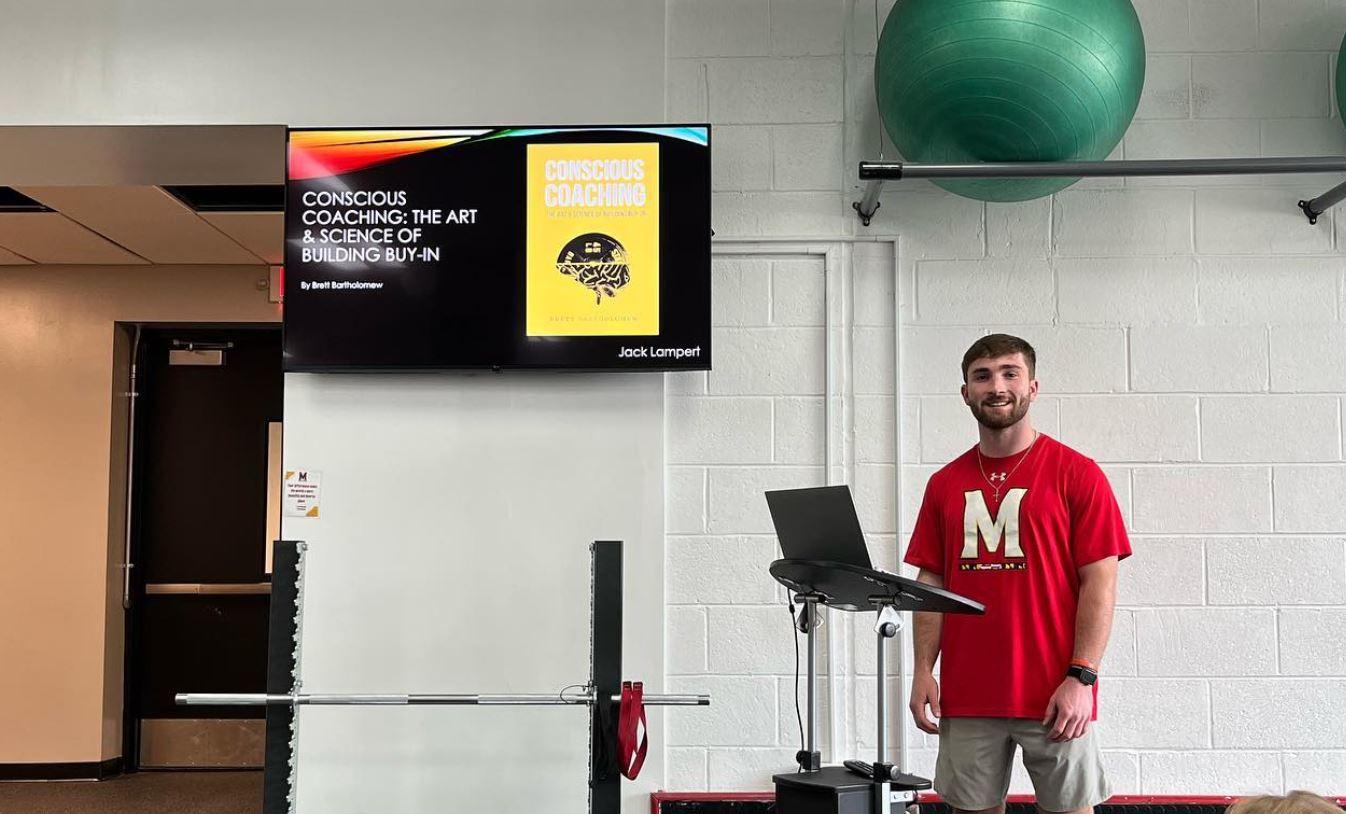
[{"x1": 526, "y1": 142, "x2": 660, "y2": 337}]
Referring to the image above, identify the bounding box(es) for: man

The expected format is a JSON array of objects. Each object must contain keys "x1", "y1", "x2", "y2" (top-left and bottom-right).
[{"x1": 904, "y1": 334, "x2": 1130, "y2": 814}]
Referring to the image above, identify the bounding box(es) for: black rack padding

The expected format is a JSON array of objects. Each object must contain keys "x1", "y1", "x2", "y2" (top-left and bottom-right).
[{"x1": 262, "y1": 541, "x2": 302, "y2": 814}]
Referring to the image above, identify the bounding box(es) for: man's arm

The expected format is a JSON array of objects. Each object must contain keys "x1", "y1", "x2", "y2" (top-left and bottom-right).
[
  {"x1": 912, "y1": 568, "x2": 945, "y2": 673},
  {"x1": 909, "y1": 568, "x2": 944, "y2": 734},
  {"x1": 1043, "y1": 555, "x2": 1119, "y2": 741},
  {"x1": 1073, "y1": 556, "x2": 1119, "y2": 668}
]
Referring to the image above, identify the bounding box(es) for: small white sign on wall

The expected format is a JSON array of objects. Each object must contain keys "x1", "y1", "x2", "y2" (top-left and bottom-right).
[{"x1": 283, "y1": 469, "x2": 321, "y2": 518}]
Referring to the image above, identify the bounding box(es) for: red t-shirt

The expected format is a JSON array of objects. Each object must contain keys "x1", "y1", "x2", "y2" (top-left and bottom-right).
[{"x1": 903, "y1": 434, "x2": 1130, "y2": 720}]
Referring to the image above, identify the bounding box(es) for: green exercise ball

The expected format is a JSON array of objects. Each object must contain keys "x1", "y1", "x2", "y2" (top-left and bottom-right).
[
  {"x1": 1337, "y1": 32, "x2": 1346, "y2": 121},
  {"x1": 876, "y1": 0, "x2": 1146, "y2": 202}
]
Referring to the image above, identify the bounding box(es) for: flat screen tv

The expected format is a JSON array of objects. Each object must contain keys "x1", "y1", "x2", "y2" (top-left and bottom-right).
[{"x1": 282, "y1": 125, "x2": 711, "y2": 372}]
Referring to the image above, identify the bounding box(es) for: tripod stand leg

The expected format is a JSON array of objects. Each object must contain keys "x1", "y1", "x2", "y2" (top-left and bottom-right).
[
  {"x1": 796, "y1": 597, "x2": 822, "y2": 772},
  {"x1": 874, "y1": 604, "x2": 901, "y2": 814}
]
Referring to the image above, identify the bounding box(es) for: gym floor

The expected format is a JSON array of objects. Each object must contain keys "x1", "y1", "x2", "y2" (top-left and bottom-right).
[{"x1": 0, "y1": 771, "x2": 261, "y2": 814}]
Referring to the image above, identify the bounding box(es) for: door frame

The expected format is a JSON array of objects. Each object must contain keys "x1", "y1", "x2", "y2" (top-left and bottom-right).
[{"x1": 119, "y1": 322, "x2": 283, "y2": 772}]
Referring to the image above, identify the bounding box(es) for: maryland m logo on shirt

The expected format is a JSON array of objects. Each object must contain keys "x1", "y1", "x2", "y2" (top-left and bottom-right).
[{"x1": 960, "y1": 489, "x2": 1028, "y2": 571}]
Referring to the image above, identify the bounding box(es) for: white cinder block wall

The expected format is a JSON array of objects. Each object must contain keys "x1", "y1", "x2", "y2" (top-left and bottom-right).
[{"x1": 665, "y1": 0, "x2": 1346, "y2": 797}]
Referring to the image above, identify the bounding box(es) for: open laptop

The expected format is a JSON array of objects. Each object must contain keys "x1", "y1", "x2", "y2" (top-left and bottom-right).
[{"x1": 764, "y1": 485, "x2": 873, "y2": 568}]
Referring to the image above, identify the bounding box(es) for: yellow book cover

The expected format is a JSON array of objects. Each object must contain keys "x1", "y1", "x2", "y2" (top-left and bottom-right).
[{"x1": 526, "y1": 142, "x2": 660, "y2": 336}]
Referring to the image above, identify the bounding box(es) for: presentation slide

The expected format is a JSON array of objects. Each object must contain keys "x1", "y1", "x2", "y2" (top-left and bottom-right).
[{"x1": 283, "y1": 126, "x2": 711, "y2": 372}]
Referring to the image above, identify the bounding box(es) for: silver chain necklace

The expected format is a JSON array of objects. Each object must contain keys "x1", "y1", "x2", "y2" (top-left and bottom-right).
[{"x1": 976, "y1": 430, "x2": 1041, "y2": 501}]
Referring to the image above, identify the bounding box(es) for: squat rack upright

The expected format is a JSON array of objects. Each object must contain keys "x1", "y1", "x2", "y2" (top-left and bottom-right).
[{"x1": 852, "y1": 156, "x2": 1346, "y2": 226}]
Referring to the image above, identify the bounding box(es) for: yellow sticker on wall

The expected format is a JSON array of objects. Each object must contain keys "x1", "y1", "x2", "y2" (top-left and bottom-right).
[{"x1": 526, "y1": 142, "x2": 660, "y2": 336}]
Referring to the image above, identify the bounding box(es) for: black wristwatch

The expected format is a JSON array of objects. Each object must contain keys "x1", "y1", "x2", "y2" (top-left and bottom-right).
[{"x1": 1066, "y1": 664, "x2": 1098, "y2": 686}]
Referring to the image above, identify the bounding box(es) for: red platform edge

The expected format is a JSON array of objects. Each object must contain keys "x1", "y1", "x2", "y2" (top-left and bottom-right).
[{"x1": 650, "y1": 792, "x2": 1346, "y2": 813}]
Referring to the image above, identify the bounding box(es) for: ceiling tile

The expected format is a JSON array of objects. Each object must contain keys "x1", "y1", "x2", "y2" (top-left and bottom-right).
[
  {"x1": 0, "y1": 244, "x2": 34, "y2": 265},
  {"x1": 18, "y1": 186, "x2": 265, "y2": 264},
  {"x1": 0, "y1": 213, "x2": 147, "y2": 264},
  {"x1": 199, "y1": 212, "x2": 282, "y2": 265}
]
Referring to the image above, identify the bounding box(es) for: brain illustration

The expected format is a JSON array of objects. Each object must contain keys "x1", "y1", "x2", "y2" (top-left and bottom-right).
[{"x1": 556, "y1": 233, "x2": 631, "y2": 304}]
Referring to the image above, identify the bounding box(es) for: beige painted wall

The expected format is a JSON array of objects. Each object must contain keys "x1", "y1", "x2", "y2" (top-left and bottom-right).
[{"x1": 0, "y1": 264, "x2": 278, "y2": 764}]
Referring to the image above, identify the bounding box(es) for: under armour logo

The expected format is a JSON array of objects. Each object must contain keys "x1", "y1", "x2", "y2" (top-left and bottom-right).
[{"x1": 989, "y1": 472, "x2": 1007, "y2": 484}]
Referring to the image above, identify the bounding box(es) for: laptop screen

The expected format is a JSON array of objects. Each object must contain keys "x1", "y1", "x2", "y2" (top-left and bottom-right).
[{"x1": 764, "y1": 485, "x2": 873, "y2": 568}]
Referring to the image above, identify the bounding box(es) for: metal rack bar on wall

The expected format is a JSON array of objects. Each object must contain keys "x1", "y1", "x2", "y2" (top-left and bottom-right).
[{"x1": 851, "y1": 156, "x2": 1346, "y2": 226}]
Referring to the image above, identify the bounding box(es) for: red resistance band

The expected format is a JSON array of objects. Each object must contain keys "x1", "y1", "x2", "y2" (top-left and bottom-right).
[{"x1": 617, "y1": 681, "x2": 648, "y2": 780}]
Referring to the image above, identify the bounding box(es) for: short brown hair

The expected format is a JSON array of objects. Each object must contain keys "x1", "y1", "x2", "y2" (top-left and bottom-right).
[
  {"x1": 1227, "y1": 792, "x2": 1343, "y2": 814},
  {"x1": 961, "y1": 334, "x2": 1037, "y2": 383}
]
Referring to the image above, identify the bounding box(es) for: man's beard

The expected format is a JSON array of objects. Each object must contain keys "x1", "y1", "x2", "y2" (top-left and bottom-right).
[{"x1": 969, "y1": 396, "x2": 1030, "y2": 430}]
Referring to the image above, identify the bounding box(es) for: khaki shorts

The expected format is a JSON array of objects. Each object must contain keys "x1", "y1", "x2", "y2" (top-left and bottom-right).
[{"x1": 934, "y1": 717, "x2": 1110, "y2": 812}]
